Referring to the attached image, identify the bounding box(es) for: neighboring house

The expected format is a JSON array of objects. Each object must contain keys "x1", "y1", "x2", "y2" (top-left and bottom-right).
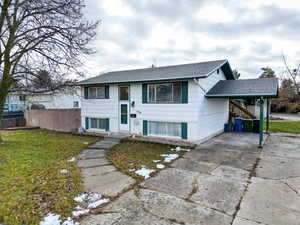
[
  {"x1": 79, "y1": 59, "x2": 235, "y2": 142},
  {"x1": 5, "y1": 87, "x2": 81, "y2": 111}
]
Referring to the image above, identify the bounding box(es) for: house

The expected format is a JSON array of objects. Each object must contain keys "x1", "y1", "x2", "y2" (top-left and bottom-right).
[
  {"x1": 79, "y1": 59, "x2": 278, "y2": 144},
  {"x1": 5, "y1": 87, "x2": 81, "y2": 111}
]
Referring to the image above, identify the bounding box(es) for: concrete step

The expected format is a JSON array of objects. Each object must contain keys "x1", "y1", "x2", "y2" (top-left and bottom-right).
[{"x1": 88, "y1": 140, "x2": 119, "y2": 149}]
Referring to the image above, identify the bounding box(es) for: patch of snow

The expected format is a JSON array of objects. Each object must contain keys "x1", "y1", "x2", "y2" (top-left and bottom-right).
[
  {"x1": 128, "y1": 168, "x2": 135, "y2": 172},
  {"x1": 62, "y1": 217, "x2": 80, "y2": 225},
  {"x1": 67, "y1": 157, "x2": 76, "y2": 162},
  {"x1": 135, "y1": 168, "x2": 155, "y2": 179},
  {"x1": 40, "y1": 213, "x2": 61, "y2": 225},
  {"x1": 60, "y1": 169, "x2": 68, "y2": 174},
  {"x1": 83, "y1": 142, "x2": 89, "y2": 145},
  {"x1": 87, "y1": 198, "x2": 110, "y2": 209},
  {"x1": 156, "y1": 164, "x2": 165, "y2": 169},
  {"x1": 171, "y1": 146, "x2": 191, "y2": 152},
  {"x1": 152, "y1": 160, "x2": 161, "y2": 163},
  {"x1": 86, "y1": 193, "x2": 102, "y2": 202},
  {"x1": 72, "y1": 209, "x2": 89, "y2": 217},
  {"x1": 161, "y1": 154, "x2": 179, "y2": 163},
  {"x1": 74, "y1": 193, "x2": 88, "y2": 203}
]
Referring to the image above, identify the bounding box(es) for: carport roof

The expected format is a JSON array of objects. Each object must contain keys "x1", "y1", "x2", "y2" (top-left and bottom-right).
[{"x1": 206, "y1": 78, "x2": 279, "y2": 98}]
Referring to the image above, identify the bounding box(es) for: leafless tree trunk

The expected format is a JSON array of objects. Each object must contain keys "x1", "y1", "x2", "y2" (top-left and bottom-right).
[
  {"x1": 282, "y1": 54, "x2": 300, "y2": 95},
  {"x1": 0, "y1": 0, "x2": 99, "y2": 143}
]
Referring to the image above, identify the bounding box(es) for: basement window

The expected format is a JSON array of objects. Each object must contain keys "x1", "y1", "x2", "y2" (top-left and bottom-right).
[
  {"x1": 90, "y1": 118, "x2": 106, "y2": 130},
  {"x1": 148, "y1": 121, "x2": 181, "y2": 138}
]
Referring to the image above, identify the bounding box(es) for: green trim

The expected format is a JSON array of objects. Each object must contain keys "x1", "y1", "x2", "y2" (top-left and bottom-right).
[
  {"x1": 206, "y1": 93, "x2": 277, "y2": 99},
  {"x1": 105, "y1": 85, "x2": 109, "y2": 99},
  {"x1": 143, "y1": 120, "x2": 148, "y2": 135},
  {"x1": 79, "y1": 76, "x2": 208, "y2": 86},
  {"x1": 85, "y1": 117, "x2": 89, "y2": 129},
  {"x1": 181, "y1": 122, "x2": 188, "y2": 139},
  {"x1": 84, "y1": 87, "x2": 88, "y2": 99},
  {"x1": 181, "y1": 81, "x2": 188, "y2": 103},
  {"x1": 105, "y1": 118, "x2": 109, "y2": 131},
  {"x1": 121, "y1": 104, "x2": 128, "y2": 124},
  {"x1": 259, "y1": 98, "x2": 264, "y2": 147},
  {"x1": 142, "y1": 84, "x2": 148, "y2": 103}
]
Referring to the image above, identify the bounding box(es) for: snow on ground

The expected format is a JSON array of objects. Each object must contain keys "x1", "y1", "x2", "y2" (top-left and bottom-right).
[
  {"x1": 67, "y1": 157, "x2": 76, "y2": 162},
  {"x1": 87, "y1": 198, "x2": 110, "y2": 209},
  {"x1": 171, "y1": 146, "x2": 191, "y2": 152},
  {"x1": 60, "y1": 169, "x2": 68, "y2": 174},
  {"x1": 40, "y1": 214, "x2": 79, "y2": 225},
  {"x1": 128, "y1": 168, "x2": 135, "y2": 172},
  {"x1": 152, "y1": 160, "x2": 161, "y2": 163},
  {"x1": 161, "y1": 154, "x2": 179, "y2": 163},
  {"x1": 156, "y1": 164, "x2": 165, "y2": 169},
  {"x1": 72, "y1": 209, "x2": 89, "y2": 217},
  {"x1": 135, "y1": 168, "x2": 155, "y2": 179}
]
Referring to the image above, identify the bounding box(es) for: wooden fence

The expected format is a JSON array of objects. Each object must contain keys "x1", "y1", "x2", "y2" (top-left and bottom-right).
[{"x1": 24, "y1": 109, "x2": 81, "y2": 132}]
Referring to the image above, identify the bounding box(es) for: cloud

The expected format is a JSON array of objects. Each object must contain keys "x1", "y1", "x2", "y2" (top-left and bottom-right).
[{"x1": 82, "y1": 0, "x2": 300, "y2": 79}]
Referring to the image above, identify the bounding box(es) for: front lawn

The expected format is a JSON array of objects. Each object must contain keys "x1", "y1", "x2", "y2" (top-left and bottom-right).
[
  {"x1": 0, "y1": 129, "x2": 99, "y2": 225},
  {"x1": 265, "y1": 121, "x2": 300, "y2": 134},
  {"x1": 106, "y1": 141, "x2": 188, "y2": 181}
]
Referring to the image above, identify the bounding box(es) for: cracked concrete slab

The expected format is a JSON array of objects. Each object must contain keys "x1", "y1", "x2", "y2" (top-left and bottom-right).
[
  {"x1": 211, "y1": 165, "x2": 250, "y2": 182},
  {"x1": 232, "y1": 217, "x2": 267, "y2": 225},
  {"x1": 285, "y1": 177, "x2": 300, "y2": 193},
  {"x1": 191, "y1": 175, "x2": 247, "y2": 215},
  {"x1": 172, "y1": 157, "x2": 218, "y2": 174},
  {"x1": 83, "y1": 171, "x2": 136, "y2": 197},
  {"x1": 81, "y1": 165, "x2": 116, "y2": 177},
  {"x1": 77, "y1": 158, "x2": 111, "y2": 168},
  {"x1": 256, "y1": 155, "x2": 300, "y2": 179},
  {"x1": 89, "y1": 141, "x2": 119, "y2": 149},
  {"x1": 78, "y1": 149, "x2": 106, "y2": 160},
  {"x1": 237, "y1": 177, "x2": 300, "y2": 225},
  {"x1": 141, "y1": 168, "x2": 199, "y2": 199}
]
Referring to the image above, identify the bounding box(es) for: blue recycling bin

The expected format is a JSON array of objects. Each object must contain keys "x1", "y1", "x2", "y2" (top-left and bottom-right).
[{"x1": 234, "y1": 118, "x2": 243, "y2": 132}]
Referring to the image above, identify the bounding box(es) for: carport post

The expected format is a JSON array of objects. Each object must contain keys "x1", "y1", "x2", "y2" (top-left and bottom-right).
[
  {"x1": 259, "y1": 97, "x2": 264, "y2": 147},
  {"x1": 266, "y1": 99, "x2": 270, "y2": 134}
]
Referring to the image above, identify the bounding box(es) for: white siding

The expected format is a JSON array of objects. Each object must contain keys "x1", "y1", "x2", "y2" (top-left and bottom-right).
[
  {"x1": 81, "y1": 68, "x2": 230, "y2": 142},
  {"x1": 197, "y1": 69, "x2": 229, "y2": 141}
]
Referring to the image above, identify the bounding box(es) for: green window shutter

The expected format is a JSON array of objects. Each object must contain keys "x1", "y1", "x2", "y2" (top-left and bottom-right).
[
  {"x1": 85, "y1": 117, "x2": 89, "y2": 129},
  {"x1": 143, "y1": 120, "x2": 148, "y2": 135},
  {"x1": 142, "y1": 84, "x2": 148, "y2": 103},
  {"x1": 181, "y1": 81, "x2": 188, "y2": 103},
  {"x1": 105, "y1": 118, "x2": 109, "y2": 131},
  {"x1": 105, "y1": 85, "x2": 109, "y2": 99},
  {"x1": 181, "y1": 122, "x2": 188, "y2": 139},
  {"x1": 84, "y1": 87, "x2": 89, "y2": 99}
]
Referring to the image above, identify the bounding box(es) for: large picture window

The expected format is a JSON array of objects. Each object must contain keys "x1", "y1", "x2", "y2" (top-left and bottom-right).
[
  {"x1": 88, "y1": 86, "x2": 105, "y2": 99},
  {"x1": 90, "y1": 118, "x2": 106, "y2": 130},
  {"x1": 148, "y1": 82, "x2": 181, "y2": 103},
  {"x1": 148, "y1": 121, "x2": 181, "y2": 138}
]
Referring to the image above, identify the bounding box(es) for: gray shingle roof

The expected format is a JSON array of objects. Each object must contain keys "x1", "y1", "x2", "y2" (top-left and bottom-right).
[
  {"x1": 79, "y1": 59, "x2": 233, "y2": 85},
  {"x1": 206, "y1": 78, "x2": 279, "y2": 98}
]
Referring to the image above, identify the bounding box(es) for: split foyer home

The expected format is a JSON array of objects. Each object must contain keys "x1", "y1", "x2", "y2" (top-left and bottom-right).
[{"x1": 79, "y1": 59, "x2": 278, "y2": 144}]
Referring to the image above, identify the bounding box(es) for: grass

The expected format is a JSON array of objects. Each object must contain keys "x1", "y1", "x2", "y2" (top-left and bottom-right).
[
  {"x1": 265, "y1": 121, "x2": 300, "y2": 134},
  {"x1": 0, "y1": 129, "x2": 99, "y2": 225},
  {"x1": 106, "y1": 141, "x2": 187, "y2": 182}
]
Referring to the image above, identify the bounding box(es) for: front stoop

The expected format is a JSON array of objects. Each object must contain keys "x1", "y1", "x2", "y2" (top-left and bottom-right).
[{"x1": 77, "y1": 135, "x2": 136, "y2": 198}]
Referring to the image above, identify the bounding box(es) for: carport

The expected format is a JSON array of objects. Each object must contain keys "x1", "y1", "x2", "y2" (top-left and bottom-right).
[{"x1": 206, "y1": 78, "x2": 279, "y2": 147}]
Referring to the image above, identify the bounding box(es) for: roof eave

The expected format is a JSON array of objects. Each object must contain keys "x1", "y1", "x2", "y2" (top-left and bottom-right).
[{"x1": 205, "y1": 93, "x2": 278, "y2": 99}]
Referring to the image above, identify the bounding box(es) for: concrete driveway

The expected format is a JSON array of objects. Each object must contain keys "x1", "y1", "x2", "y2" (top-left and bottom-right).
[{"x1": 82, "y1": 133, "x2": 300, "y2": 225}]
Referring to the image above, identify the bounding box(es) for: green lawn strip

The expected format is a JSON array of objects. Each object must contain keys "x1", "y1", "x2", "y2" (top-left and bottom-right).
[
  {"x1": 106, "y1": 141, "x2": 187, "y2": 182},
  {"x1": 264, "y1": 121, "x2": 300, "y2": 134},
  {"x1": 0, "y1": 129, "x2": 99, "y2": 225}
]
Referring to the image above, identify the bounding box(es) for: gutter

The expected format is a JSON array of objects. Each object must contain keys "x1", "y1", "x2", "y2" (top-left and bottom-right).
[{"x1": 193, "y1": 78, "x2": 206, "y2": 93}]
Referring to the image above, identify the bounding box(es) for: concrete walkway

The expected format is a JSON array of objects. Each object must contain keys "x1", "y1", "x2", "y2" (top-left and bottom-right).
[
  {"x1": 80, "y1": 133, "x2": 300, "y2": 225},
  {"x1": 77, "y1": 134, "x2": 136, "y2": 197}
]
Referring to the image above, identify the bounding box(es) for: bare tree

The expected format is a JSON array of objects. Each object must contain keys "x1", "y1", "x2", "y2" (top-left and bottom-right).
[
  {"x1": 0, "y1": 0, "x2": 99, "y2": 143},
  {"x1": 282, "y1": 54, "x2": 300, "y2": 95}
]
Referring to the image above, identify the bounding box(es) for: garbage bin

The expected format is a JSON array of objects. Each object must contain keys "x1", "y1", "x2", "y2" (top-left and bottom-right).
[
  {"x1": 234, "y1": 118, "x2": 243, "y2": 132},
  {"x1": 224, "y1": 123, "x2": 233, "y2": 132},
  {"x1": 242, "y1": 119, "x2": 253, "y2": 132},
  {"x1": 253, "y1": 119, "x2": 260, "y2": 133}
]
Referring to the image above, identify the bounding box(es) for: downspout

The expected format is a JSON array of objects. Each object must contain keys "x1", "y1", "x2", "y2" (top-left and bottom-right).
[{"x1": 193, "y1": 78, "x2": 206, "y2": 94}]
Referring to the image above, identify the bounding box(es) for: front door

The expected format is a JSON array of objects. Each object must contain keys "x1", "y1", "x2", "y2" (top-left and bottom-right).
[{"x1": 119, "y1": 86, "x2": 130, "y2": 132}]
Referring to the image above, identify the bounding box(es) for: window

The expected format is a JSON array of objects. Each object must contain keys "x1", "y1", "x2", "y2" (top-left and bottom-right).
[
  {"x1": 148, "y1": 121, "x2": 181, "y2": 138},
  {"x1": 73, "y1": 101, "x2": 79, "y2": 108},
  {"x1": 88, "y1": 86, "x2": 105, "y2": 99},
  {"x1": 19, "y1": 95, "x2": 26, "y2": 101},
  {"x1": 119, "y1": 86, "x2": 129, "y2": 100},
  {"x1": 90, "y1": 118, "x2": 106, "y2": 130},
  {"x1": 148, "y1": 82, "x2": 181, "y2": 103}
]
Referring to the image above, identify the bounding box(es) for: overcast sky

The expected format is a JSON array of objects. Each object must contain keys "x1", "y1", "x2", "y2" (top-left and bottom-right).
[{"x1": 82, "y1": 0, "x2": 300, "y2": 79}]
